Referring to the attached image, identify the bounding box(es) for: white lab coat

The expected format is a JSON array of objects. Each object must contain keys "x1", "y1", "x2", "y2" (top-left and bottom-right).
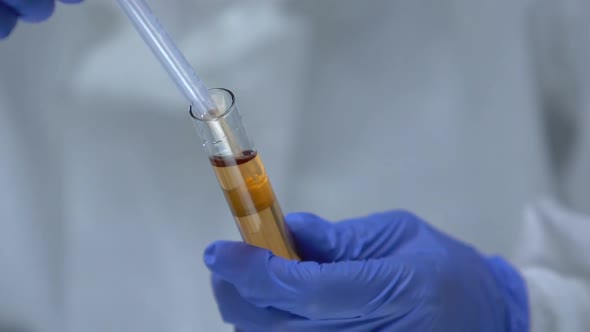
[{"x1": 0, "y1": 0, "x2": 588, "y2": 331}]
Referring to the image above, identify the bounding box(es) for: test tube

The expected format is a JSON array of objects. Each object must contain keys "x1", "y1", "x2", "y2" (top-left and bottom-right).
[{"x1": 191, "y1": 88, "x2": 299, "y2": 260}]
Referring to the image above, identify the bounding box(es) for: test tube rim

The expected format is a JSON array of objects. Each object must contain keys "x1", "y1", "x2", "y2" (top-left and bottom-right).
[{"x1": 189, "y1": 88, "x2": 236, "y2": 122}]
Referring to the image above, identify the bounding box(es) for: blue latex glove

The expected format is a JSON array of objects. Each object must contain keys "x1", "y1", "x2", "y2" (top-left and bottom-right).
[
  {"x1": 204, "y1": 210, "x2": 529, "y2": 331},
  {"x1": 0, "y1": 0, "x2": 82, "y2": 39}
]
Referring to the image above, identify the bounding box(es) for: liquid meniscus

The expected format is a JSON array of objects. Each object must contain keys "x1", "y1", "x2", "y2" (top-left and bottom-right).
[{"x1": 210, "y1": 151, "x2": 299, "y2": 260}]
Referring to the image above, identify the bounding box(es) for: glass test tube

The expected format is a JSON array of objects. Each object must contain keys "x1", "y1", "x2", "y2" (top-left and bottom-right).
[{"x1": 190, "y1": 88, "x2": 299, "y2": 260}]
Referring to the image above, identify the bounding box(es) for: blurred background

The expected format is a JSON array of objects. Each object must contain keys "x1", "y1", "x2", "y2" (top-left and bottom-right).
[{"x1": 1, "y1": 0, "x2": 589, "y2": 331}]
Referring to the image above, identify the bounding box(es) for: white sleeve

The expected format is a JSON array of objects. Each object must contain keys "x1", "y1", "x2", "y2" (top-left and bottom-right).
[
  {"x1": 514, "y1": 199, "x2": 590, "y2": 332},
  {"x1": 528, "y1": 0, "x2": 590, "y2": 214},
  {"x1": 522, "y1": 1, "x2": 590, "y2": 329}
]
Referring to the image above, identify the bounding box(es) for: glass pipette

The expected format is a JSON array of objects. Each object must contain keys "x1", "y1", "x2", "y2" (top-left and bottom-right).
[
  {"x1": 114, "y1": 0, "x2": 215, "y2": 117},
  {"x1": 114, "y1": 0, "x2": 242, "y2": 156}
]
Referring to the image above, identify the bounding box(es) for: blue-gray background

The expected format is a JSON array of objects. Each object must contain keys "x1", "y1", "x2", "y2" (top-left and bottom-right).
[{"x1": 1, "y1": 0, "x2": 589, "y2": 331}]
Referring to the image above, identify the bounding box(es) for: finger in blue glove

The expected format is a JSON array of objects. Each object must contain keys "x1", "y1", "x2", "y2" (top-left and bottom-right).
[
  {"x1": 0, "y1": 2, "x2": 17, "y2": 38},
  {"x1": 0, "y1": 0, "x2": 82, "y2": 39}
]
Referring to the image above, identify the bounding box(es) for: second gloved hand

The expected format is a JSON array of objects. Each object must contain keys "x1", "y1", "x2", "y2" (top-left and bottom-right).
[
  {"x1": 204, "y1": 210, "x2": 529, "y2": 331},
  {"x1": 0, "y1": 0, "x2": 82, "y2": 39}
]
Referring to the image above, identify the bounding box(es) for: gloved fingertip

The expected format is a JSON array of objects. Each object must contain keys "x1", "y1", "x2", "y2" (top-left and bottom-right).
[
  {"x1": 0, "y1": 20, "x2": 16, "y2": 39},
  {"x1": 203, "y1": 240, "x2": 270, "y2": 277},
  {"x1": 203, "y1": 242, "x2": 218, "y2": 267},
  {"x1": 204, "y1": 240, "x2": 242, "y2": 268},
  {"x1": 19, "y1": 0, "x2": 55, "y2": 23},
  {"x1": 0, "y1": 5, "x2": 17, "y2": 39}
]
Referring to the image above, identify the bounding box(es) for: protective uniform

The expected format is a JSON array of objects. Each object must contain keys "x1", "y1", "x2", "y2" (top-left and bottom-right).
[{"x1": 1, "y1": 0, "x2": 589, "y2": 331}]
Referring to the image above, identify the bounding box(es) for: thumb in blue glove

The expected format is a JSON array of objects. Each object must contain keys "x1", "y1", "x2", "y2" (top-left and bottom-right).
[
  {"x1": 204, "y1": 210, "x2": 529, "y2": 332},
  {"x1": 0, "y1": 0, "x2": 82, "y2": 39}
]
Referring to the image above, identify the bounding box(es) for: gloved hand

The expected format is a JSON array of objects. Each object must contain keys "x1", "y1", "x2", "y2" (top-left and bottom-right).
[
  {"x1": 0, "y1": 0, "x2": 82, "y2": 39},
  {"x1": 204, "y1": 210, "x2": 529, "y2": 331}
]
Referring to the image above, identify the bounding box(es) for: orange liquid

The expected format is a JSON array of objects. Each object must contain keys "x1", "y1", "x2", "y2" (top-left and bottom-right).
[{"x1": 210, "y1": 151, "x2": 299, "y2": 260}]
